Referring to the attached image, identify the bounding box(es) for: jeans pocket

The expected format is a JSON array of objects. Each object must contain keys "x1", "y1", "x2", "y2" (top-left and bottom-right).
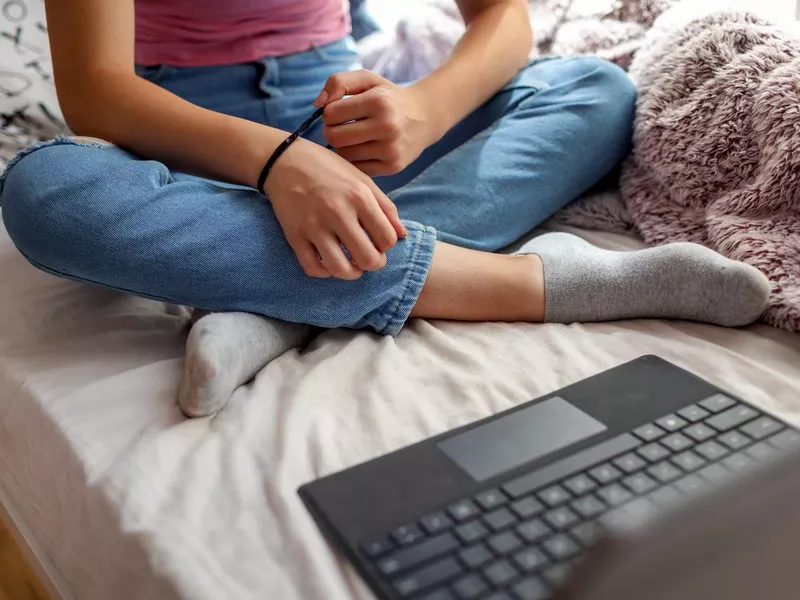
[{"x1": 134, "y1": 64, "x2": 176, "y2": 85}]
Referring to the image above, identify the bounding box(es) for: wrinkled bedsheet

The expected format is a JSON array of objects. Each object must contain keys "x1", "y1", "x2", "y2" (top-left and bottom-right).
[{"x1": 2, "y1": 219, "x2": 800, "y2": 600}]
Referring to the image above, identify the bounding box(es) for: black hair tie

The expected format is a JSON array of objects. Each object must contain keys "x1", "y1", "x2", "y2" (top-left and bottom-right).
[{"x1": 257, "y1": 107, "x2": 330, "y2": 194}]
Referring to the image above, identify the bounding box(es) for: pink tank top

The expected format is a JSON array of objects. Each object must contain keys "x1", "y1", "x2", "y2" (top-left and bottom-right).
[{"x1": 135, "y1": 0, "x2": 351, "y2": 67}]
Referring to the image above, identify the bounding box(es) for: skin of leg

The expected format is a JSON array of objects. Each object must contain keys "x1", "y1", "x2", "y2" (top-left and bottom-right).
[{"x1": 411, "y1": 245, "x2": 545, "y2": 322}]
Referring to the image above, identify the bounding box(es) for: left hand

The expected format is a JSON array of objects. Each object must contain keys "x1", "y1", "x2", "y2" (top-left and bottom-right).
[{"x1": 314, "y1": 70, "x2": 437, "y2": 177}]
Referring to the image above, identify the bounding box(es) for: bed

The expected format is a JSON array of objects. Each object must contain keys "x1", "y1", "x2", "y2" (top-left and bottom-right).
[
  {"x1": 2, "y1": 216, "x2": 800, "y2": 600},
  {"x1": 2, "y1": 1, "x2": 800, "y2": 599}
]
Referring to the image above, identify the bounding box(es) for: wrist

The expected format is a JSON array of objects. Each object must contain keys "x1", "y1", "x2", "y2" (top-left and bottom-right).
[{"x1": 408, "y1": 80, "x2": 451, "y2": 145}]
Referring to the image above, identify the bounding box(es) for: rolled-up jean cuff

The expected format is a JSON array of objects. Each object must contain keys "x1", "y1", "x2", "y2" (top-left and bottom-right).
[{"x1": 373, "y1": 222, "x2": 436, "y2": 336}]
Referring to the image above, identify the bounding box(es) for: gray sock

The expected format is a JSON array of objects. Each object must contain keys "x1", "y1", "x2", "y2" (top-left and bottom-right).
[
  {"x1": 517, "y1": 232, "x2": 770, "y2": 326},
  {"x1": 178, "y1": 312, "x2": 316, "y2": 418}
]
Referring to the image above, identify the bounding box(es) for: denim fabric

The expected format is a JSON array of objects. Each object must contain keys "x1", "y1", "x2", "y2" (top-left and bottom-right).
[{"x1": 0, "y1": 38, "x2": 636, "y2": 335}]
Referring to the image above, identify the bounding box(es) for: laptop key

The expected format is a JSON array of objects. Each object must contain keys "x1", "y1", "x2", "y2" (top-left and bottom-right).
[
  {"x1": 421, "y1": 511, "x2": 454, "y2": 535},
  {"x1": 723, "y1": 452, "x2": 755, "y2": 472},
  {"x1": 419, "y1": 589, "x2": 456, "y2": 600},
  {"x1": 695, "y1": 440, "x2": 729, "y2": 461},
  {"x1": 544, "y1": 506, "x2": 579, "y2": 530},
  {"x1": 660, "y1": 433, "x2": 693, "y2": 453},
  {"x1": 647, "y1": 484, "x2": 683, "y2": 508},
  {"x1": 483, "y1": 508, "x2": 518, "y2": 532},
  {"x1": 538, "y1": 484, "x2": 571, "y2": 507},
  {"x1": 361, "y1": 536, "x2": 394, "y2": 559},
  {"x1": 656, "y1": 414, "x2": 688, "y2": 432},
  {"x1": 768, "y1": 429, "x2": 800, "y2": 451},
  {"x1": 484, "y1": 594, "x2": 513, "y2": 600},
  {"x1": 622, "y1": 472, "x2": 658, "y2": 494},
  {"x1": 543, "y1": 563, "x2": 571, "y2": 587},
  {"x1": 455, "y1": 521, "x2": 489, "y2": 545},
  {"x1": 542, "y1": 534, "x2": 580, "y2": 561},
  {"x1": 637, "y1": 443, "x2": 670, "y2": 463},
  {"x1": 448, "y1": 500, "x2": 481, "y2": 523},
  {"x1": 394, "y1": 557, "x2": 463, "y2": 597},
  {"x1": 706, "y1": 405, "x2": 759, "y2": 432},
  {"x1": 451, "y1": 573, "x2": 488, "y2": 599},
  {"x1": 699, "y1": 394, "x2": 736, "y2": 413},
  {"x1": 602, "y1": 498, "x2": 658, "y2": 532},
  {"x1": 740, "y1": 417, "x2": 784, "y2": 440},
  {"x1": 571, "y1": 522, "x2": 603, "y2": 546},
  {"x1": 683, "y1": 423, "x2": 716, "y2": 443},
  {"x1": 697, "y1": 463, "x2": 730, "y2": 484},
  {"x1": 459, "y1": 544, "x2": 493, "y2": 569},
  {"x1": 564, "y1": 473, "x2": 597, "y2": 495},
  {"x1": 677, "y1": 404, "x2": 711, "y2": 422},
  {"x1": 675, "y1": 475, "x2": 706, "y2": 496},
  {"x1": 513, "y1": 547, "x2": 549, "y2": 572},
  {"x1": 512, "y1": 576, "x2": 549, "y2": 600},
  {"x1": 588, "y1": 463, "x2": 622, "y2": 485},
  {"x1": 475, "y1": 488, "x2": 509, "y2": 511},
  {"x1": 571, "y1": 494, "x2": 606, "y2": 519},
  {"x1": 718, "y1": 431, "x2": 750, "y2": 450},
  {"x1": 487, "y1": 531, "x2": 523, "y2": 556},
  {"x1": 746, "y1": 442, "x2": 777, "y2": 462},
  {"x1": 483, "y1": 560, "x2": 520, "y2": 587},
  {"x1": 647, "y1": 461, "x2": 683, "y2": 483},
  {"x1": 613, "y1": 453, "x2": 647, "y2": 474},
  {"x1": 516, "y1": 518, "x2": 551, "y2": 544},
  {"x1": 378, "y1": 533, "x2": 460, "y2": 576},
  {"x1": 633, "y1": 423, "x2": 666, "y2": 442},
  {"x1": 393, "y1": 523, "x2": 425, "y2": 546},
  {"x1": 671, "y1": 450, "x2": 706, "y2": 472},
  {"x1": 597, "y1": 484, "x2": 633, "y2": 506},
  {"x1": 510, "y1": 496, "x2": 545, "y2": 520}
]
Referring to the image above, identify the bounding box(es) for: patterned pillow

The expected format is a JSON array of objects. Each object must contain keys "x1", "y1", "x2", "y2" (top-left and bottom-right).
[{"x1": 0, "y1": 0, "x2": 65, "y2": 168}]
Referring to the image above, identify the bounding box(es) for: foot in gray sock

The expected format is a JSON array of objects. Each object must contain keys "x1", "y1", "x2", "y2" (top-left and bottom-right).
[
  {"x1": 517, "y1": 233, "x2": 770, "y2": 326},
  {"x1": 178, "y1": 312, "x2": 315, "y2": 418}
]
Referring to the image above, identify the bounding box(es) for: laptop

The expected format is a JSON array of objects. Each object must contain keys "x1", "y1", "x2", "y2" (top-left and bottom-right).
[{"x1": 298, "y1": 355, "x2": 800, "y2": 600}]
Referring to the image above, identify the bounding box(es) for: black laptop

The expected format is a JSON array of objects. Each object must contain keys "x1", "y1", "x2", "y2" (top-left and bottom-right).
[{"x1": 298, "y1": 355, "x2": 800, "y2": 600}]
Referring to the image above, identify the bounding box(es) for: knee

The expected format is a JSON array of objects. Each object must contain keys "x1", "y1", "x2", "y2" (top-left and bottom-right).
[
  {"x1": 0, "y1": 141, "x2": 163, "y2": 270},
  {"x1": 568, "y1": 56, "x2": 637, "y2": 127}
]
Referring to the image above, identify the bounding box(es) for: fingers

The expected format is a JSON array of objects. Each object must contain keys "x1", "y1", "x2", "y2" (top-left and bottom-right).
[
  {"x1": 353, "y1": 160, "x2": 401, "y2": 178},
  {"x1": 366, "y1": 181, "x2": 408, "y2": 240},
  {"x1": 314, "y1": 69, "x2": 387, "y2": 107},
  {"x1": 322, "y1": 94, "x2": 374, "y2": 127},
  {"x1": 338, "y1": 223, "x2": 388, "y2": 271},
  {"x1": 314, "y1": 235, "x2": 363, "y2": 280},
  {"x1": 334, "y1": 142, "x2": 389, "y2": 164},
  {"x1": 323, "y1": 120, "x2": 376, "y2": 148},
  {"x1": 289, "y1": 237, "x2": 331, "y2": 278}
]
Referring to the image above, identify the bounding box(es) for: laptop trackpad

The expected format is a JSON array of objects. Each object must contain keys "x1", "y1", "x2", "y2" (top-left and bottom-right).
[{"x1": 438, "y1": 397, "x2": 607, "y2": 482}]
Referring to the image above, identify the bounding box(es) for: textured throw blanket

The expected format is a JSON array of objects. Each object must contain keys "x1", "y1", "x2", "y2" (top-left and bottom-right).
[{"x1": 552, "y1": 6, "x2": 800, "y2": 332}]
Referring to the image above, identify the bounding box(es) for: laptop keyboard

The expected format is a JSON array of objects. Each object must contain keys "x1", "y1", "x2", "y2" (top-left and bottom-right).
[{"x1": 359, "y1": 395, "x2": 800, "y2": 600}]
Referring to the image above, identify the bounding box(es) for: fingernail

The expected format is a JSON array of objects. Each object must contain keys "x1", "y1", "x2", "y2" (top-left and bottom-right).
[{"x1": 313, "y1": 91, "x2": 329, "y2": 107}]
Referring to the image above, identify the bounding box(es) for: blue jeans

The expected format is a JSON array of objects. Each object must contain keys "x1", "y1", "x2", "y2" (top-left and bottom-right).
[{"x1": 0, "y1": 38, "x2": 636, "y2": 335}]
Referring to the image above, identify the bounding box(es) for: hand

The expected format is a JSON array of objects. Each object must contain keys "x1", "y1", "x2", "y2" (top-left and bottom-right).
[
  {"x1": 314, "y1": 70, "x2": 437, "y2": 176},
  {"x1": 264, "y1": 138, "x2": 407, "y2": 280}
]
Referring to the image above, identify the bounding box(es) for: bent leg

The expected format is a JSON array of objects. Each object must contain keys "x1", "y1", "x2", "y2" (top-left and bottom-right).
[
  {"x1": 379, "y1": 57, "x2": 637, "y2": 250},
  {"x1": 0, "y1": 139, "x2": 434, "y2": 336}
]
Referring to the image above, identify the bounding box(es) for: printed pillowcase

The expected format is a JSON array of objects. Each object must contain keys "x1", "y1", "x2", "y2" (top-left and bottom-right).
[{"x1": 0, "y1": 0, "x2": 66, "y2": 167}]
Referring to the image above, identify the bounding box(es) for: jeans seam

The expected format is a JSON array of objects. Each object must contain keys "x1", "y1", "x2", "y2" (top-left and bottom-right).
[{"x1": 373, "y1": 223, "x2": 436, "y2": 336}]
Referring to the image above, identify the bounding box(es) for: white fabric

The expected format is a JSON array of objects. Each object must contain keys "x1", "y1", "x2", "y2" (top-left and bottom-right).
[{"x1": 2, "y1": 218, "x2": 800, "y2": 600}]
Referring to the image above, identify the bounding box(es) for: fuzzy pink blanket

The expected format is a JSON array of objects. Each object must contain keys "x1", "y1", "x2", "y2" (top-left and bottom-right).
[{"x1": 554, "y1": 9, "x2": 800, "y2": 332}]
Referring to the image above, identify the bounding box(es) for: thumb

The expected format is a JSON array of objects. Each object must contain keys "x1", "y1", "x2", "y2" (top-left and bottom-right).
[{"x1": 313, "y1": 69, "x2": 387, "y2": 107}]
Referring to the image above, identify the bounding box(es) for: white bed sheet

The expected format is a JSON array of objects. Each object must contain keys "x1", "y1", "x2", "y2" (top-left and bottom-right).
[{"x1": 1, "y1": 218, "x2": 800, "y2": 600}]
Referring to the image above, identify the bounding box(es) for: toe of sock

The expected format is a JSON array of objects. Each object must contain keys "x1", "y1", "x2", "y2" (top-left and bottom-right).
[{"x1": 721, "y1": 263, "x2": 771, "y2": 327}]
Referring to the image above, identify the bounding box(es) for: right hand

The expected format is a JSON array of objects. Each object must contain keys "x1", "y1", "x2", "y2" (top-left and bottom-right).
[{"x1": 264, "y1": 138, "x2": 408, "y2": 280}]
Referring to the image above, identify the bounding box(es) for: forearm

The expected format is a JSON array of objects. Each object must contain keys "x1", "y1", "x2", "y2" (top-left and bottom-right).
[
  {"x1": 411, "y1": 0, "x2": 532, "y2": 142},
  {"x1": 61, "y1": 71, "x2": 285, "y2": 189}
]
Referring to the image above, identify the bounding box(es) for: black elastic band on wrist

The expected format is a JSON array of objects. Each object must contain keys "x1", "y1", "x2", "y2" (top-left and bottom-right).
[{"x1": 257, "y1": 106, "x2": 326, "y2": 194}]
